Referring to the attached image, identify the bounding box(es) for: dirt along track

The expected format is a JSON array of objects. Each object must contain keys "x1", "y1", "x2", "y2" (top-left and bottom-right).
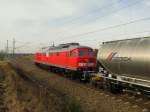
[
  {"x1": 0, "y1": 61, "x2": 67, "y2": 112},
  {"x1": 8, "y1": 56, "x2": 150, "y2": 112}
]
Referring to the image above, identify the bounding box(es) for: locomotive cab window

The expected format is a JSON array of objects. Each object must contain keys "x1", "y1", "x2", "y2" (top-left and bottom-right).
[
  {"x1": 88, "y1": 50, "x2": 94, "y2": 56},
  {"x1": 79, "y1": 50, "x2": 85, "y2": 56}
]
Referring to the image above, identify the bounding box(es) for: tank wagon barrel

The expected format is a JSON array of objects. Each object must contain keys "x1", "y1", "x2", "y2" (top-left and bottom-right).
[
  {"x1": 97, "y1": 36, "x2": 150, "y2": 80},
  {"x1": 97, "y1": 36, "x2": 150, "y2": 95}
]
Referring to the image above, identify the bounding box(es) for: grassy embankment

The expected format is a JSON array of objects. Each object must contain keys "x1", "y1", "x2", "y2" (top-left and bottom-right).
[{"x1": 0, "y1": 59, "x2": 83, "y2": 112}]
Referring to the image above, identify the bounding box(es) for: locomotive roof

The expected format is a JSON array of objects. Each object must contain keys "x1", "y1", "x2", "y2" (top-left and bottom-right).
[{"x1": 47, "y1": 43, "x2": 91, "y2": 52}]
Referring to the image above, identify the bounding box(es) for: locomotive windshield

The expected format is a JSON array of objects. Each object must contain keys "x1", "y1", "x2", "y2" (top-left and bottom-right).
[
  {"x1": 88, "y1": 50, "x2": 94, "y2": 56},
  {"x1": 78, "y1": 49, "x2": 94, "y2": 57},
  {"x1": 79, "y1": 50, "x2": 85, "y2": 56}
]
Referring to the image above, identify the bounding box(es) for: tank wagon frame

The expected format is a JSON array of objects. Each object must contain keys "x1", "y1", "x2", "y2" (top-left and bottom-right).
[{"x1": 95, "y1": 72, "x2": 150, "y2": 95}]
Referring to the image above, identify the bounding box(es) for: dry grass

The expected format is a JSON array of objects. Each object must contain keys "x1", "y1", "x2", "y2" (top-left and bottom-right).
[
  {"x1": 0, "y1": 62, "x2": 43, "y2": 112},
  {"x1": 0, "y1": 61, "x2": 68, "y2": 112},
  {"x1": 0, "y1": 54, "x2": 5, "y2": 61},
  {"x1": 9, "y1": 57, "x2": 145, "y2": 112}
]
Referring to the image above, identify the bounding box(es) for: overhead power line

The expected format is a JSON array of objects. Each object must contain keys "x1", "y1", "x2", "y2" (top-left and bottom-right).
[
  {"x1": 63, "y1": 0, "x2": 141, "y2": 26},
  {"x1": 60, "y1": 17, "x2": 150, "y2": 40},
  {"x1": 62, "y1": 0, "x2": 123, "y2": 24},
  {"x1": 53, "y1": 0, "x2": 142, "y2": 43},
  {"x1": 54, "y1": 0, "x2": 142, "y2": 42},
  {"x1": 77, "y1": 30, "x2": 150, "y2": 43},
  {"x1": 15, "y1": 42, "x2": 31, "y2": 49}
]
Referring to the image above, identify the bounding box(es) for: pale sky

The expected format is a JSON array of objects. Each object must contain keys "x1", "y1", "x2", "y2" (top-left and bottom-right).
[{"x1": 0, "y1": 0, "x2": 150, "y2": 53}]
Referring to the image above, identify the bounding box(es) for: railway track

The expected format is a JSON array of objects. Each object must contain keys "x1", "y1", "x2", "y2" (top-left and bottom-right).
[
  {"x1": 71, "y1": 79, "x2": 150, "y2": 112},
  {"x1": 120, "y1": 93, "x2": 150, "y2": 112},
  {"x1": 88, "y1": 84, "x2": 150, "y2": 112},
  {"x1": 34, "y1": 64, "x2": 150, "y2": 112},
  {"x1": 42, "y1": 67, "x2": 150, "y2": 112}
]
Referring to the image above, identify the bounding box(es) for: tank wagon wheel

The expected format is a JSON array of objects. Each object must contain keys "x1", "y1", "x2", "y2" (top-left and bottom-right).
[{"x1": 101, "y1": 80, "x2": 123, "y2": 94}]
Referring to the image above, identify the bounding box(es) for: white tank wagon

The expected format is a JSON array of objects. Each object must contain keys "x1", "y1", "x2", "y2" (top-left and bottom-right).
[{"x1": 97, "y1": 37, "x2": 150, "y2": 95}]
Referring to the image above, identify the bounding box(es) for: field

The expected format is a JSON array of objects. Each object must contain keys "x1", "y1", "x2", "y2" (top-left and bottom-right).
[
  {"x1": 0, "y1": 56, "x2": 149, "y2": 112},
  {"x1": 0, "y1": 54, "x2": 5, "y2": 60}
]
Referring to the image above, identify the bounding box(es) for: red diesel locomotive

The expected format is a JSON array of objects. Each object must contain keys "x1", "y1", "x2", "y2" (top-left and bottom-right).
[{"x1": 34, "y1": 43, "x2": 96, "y2": 79}]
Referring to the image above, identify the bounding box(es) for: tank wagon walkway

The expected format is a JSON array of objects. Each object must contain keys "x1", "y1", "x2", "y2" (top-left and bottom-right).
[{"x1": 11, "y1": 57, "x2": 148, "y2": 112}]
